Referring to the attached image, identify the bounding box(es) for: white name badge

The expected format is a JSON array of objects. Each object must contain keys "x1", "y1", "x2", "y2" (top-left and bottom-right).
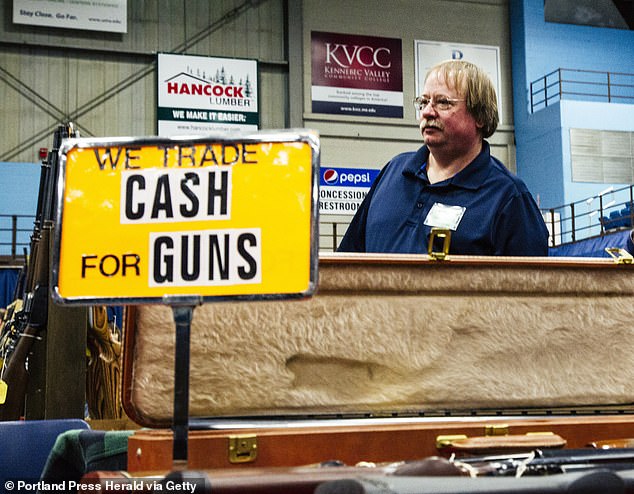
[{"x1": 424, "y1": 202, "x2": 466, "y2": 231}]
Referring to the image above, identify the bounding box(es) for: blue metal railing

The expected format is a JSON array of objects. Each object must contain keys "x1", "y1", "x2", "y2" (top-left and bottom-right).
[
  {"x1": 0, "y1": 214, "x2": 34, "y2": 260},
  {"x1": 542, "y1": 184, "x2": 634, "y2": 247},
  {"x1": 4, "y1": 196, "x2": 631, "y2": 256},
  {"x1": 530, "y1": 68, "x2": 634, "y2": 113}
]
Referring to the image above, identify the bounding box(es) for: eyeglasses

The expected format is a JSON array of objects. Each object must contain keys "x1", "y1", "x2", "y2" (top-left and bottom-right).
[{"x1": 413, "y1": 96, "x2": 465, "y2": 112}]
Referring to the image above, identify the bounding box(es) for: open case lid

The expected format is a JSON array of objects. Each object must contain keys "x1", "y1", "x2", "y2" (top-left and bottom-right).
[{"x1": 122, "y1": 252, "x2": 634, "y2": 428}]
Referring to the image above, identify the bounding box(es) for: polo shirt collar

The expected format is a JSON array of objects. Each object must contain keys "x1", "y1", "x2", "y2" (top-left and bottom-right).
[{"x1": 403, "y1": 141, "x2": 492, "y2": 190}]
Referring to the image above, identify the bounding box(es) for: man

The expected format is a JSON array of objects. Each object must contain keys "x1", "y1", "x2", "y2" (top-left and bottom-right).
[{"x1": 338, "y1": 60, "x2": 549, "y2": 256}]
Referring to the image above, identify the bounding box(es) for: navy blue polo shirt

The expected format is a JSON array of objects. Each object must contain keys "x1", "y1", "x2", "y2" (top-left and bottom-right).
[{"x1": 338, "y1": 142, "x2": 549, "y2": 256}]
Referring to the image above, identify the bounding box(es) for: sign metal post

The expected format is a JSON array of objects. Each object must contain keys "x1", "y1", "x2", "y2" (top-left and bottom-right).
[{"x1": 51, "y1": 130, "x2": 320, "y2": 469}]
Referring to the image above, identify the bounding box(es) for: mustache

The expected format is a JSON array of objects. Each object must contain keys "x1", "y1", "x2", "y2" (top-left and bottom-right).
[{"x1": 421, "y1": 119, "x2": 443, "y2": 130}]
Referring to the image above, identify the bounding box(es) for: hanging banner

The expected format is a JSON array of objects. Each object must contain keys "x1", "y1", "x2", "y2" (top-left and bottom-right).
[
  {"x1": 414, "y1": 40, "x2": 502, "y2": 123},
  {"x1": 157, "y1": 53, "x2": 259, "y2": 136},
  {"x1": 13, "y1": 0, "x2": 127, "y2": 33},
  {"x1": 52, "y1": 131, "x2": 319, "y2": 304},
  {"x1": 319, "y1": 166, "x2": 380, "y2": 215},
  {"x1": 311, "y1": 31, "x2": 403, "y2": 118}
]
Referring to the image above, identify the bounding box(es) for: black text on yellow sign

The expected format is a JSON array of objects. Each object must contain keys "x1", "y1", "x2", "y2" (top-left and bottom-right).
[
  {"x1": 53, "y1": 134, "x2": 317, "y2": 303},
  {"x1": 121, "y1": 168, "x2": 232, "y2": 223}
]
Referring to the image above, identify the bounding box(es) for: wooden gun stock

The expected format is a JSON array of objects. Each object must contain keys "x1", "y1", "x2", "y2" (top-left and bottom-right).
[
  {"x1": 86, "y1": 306, "x2": 123, "y2": 420},
  {"x1": 0, "y1": 324, "x2": 41, "y2": 420},
  {"x1": 0, "y1": 123, "x2": 76, "y2": 420},
  {"x1": 0, "y1": 226, "x2": 50, "y2": 420}
]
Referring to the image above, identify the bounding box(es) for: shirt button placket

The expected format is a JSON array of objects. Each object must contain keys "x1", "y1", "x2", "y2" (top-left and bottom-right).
[{"x1": 411, "y1": 191, "x2": 429, "y2": 222}]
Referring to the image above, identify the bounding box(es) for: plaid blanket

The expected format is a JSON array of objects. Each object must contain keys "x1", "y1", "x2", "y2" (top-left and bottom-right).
[{"x1": 40, "y1": 429, "x2": 132, "y2": 481}]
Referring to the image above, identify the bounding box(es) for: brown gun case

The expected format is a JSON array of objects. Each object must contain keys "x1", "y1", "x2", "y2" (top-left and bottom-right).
[{"x1": 121, "y1": 252, "x2": 634, "y2": 473}]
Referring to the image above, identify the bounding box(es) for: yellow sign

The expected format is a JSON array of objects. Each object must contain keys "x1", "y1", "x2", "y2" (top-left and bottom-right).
[{"x1": 52, "y1": 131, "x2": 319, "y2": 303}]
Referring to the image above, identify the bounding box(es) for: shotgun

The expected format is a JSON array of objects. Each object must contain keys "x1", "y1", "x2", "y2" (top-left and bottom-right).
[
  {"x1": 455, "y1": 447, "x2": 634, "y2": 477},
  {"x1": 0, "y1": 123, "x2": 77, "y2": 420},
  {"x1": 314, "y1": 469, "x2": 625, "y2": 494}
]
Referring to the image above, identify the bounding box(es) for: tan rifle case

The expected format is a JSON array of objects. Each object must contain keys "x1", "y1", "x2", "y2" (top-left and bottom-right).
[{"x1": 121, "y1": 252, "x2": 634, "y2": 471}]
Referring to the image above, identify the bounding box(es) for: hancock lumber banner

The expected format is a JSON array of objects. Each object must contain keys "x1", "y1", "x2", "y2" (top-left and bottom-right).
[{"x1": 157, "y1": 53, "x2": 259, "y2": 136}]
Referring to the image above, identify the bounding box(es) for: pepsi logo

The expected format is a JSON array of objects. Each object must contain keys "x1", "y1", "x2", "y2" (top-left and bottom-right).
[{"x1": 323, "y1": 169, "x2": 339, "y2": 184}]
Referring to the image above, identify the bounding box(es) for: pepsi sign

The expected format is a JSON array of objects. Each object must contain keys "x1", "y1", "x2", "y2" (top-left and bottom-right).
[
  {"x1": 319, "y1": 166, "x2": 379, "y2": 215},
  {"x1": 320, "y1": 167, "x2": 379, "y2": 187},
  {"x1": 323, "y1": 168, "x2": 339, "y2": 184}
]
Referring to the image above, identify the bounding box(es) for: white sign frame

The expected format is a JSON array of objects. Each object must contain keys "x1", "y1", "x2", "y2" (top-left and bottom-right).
[
  {"x1": 414, "y1": 40, "x2": 503, "y2": 124},
  {"x1": 13, "y1": 0, "x2": 127, "y2": 33},
  {"x1": 51, "y1": 130, "x2": 319, "y2": 306},
  {"x1": 157, "y1": 53, "x2": 259, "y2": 136}
]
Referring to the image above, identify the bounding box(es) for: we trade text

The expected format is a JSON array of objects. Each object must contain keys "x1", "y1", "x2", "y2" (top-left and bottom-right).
[{"x1": 92, "y1": 143, "x2": 258, "y2": 170}]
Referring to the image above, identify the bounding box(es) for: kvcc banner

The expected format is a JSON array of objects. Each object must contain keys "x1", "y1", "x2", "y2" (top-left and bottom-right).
[
  {"x1": 311, "y1": 31, "x2": 403, "y2": 118},
  {"x1": 52, "y1": 131, "x2": 319, "y2": 304}
]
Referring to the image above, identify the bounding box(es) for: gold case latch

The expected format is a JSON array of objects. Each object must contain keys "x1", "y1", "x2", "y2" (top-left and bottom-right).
[
  {"x1": 605, "y1": 247, "x2": 633, "y2": 264},
  {"x1": 428, "y1": 227, "x2": 452, "y2": 261},
  {"x1": 228, "y1": 434, "x2": 258, "y2": 463}
]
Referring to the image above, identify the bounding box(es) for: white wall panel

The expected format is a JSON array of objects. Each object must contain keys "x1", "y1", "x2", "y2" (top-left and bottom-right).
[
  {"x1": 0, "y1": 0, "x2": 514, "y2": 253},
  {"x1": 0, "y1": 0, "x2": 287, "y2": 162}
]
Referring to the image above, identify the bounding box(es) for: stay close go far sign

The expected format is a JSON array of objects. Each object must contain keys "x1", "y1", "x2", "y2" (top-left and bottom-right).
[{"x1": 52, "y1": 131, "x2": 319, "y2": 304}]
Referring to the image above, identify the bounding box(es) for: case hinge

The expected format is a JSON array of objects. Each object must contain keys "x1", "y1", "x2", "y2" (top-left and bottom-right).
[
  {"x1": 435, "y1": 434, "x2": 467, "y2": 449},
  {"x1": 436, "y1": 425, "x2": 511, "y2": 448},
  {"x1": 484, "y1": 424, "x2": 509, "y2": 436}
]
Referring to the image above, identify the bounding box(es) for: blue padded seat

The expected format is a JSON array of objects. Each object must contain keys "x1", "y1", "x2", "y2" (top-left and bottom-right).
[
  {"x1": 0, "y1": 419, "x2": 89, "y2": 484},
  {"x1": 606, "y1": 209, "x2": 627, "y2": 229}
]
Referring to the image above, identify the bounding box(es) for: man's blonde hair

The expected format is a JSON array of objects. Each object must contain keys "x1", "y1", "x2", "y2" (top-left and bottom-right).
[{"x1": 425, "y1": 60, "x2": 499, "y2": 138}]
